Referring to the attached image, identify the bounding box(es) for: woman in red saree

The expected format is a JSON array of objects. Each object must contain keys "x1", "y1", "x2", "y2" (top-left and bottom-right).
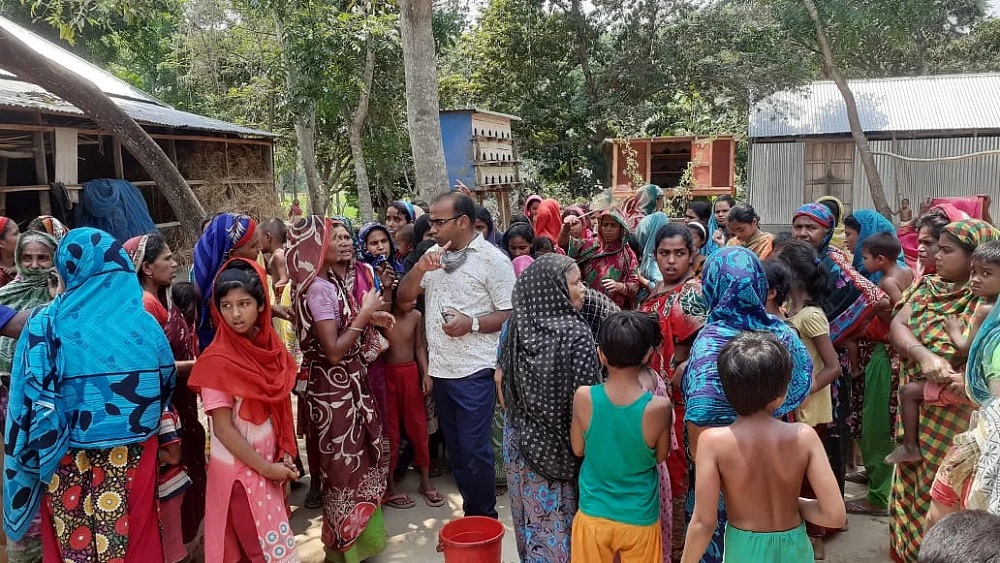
[
  {"x1": 637, "y1": 223, "x2": 707, "y2": 562},
  {"x1": 286, "y1": 216, "x2": 392, "y2": 562}
]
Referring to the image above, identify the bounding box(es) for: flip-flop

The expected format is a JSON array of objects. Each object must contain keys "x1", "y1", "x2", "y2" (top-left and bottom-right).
[
  {"x1": 419, "y1": 488, "x2": 446, "y2": 508},
  {"x1": 845, "y1": 498, "x2": 888, "y2": 516},
  {"x1": 384, "y1": 493, "x2": 416, "y2": 509}
]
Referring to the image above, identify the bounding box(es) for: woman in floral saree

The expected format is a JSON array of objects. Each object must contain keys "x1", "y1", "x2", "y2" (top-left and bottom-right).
[
  {"x1": 287, "y1": 216, "x2": 390, "y2": 563},
  {"x1": 637, "y1": 223, "x2": 707, "y2": 562},
  {"x1": 559, "y1": 210, "x2": 640, "y2": 309}
]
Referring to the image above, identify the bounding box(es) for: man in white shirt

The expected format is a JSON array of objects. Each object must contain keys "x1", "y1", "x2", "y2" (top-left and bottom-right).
[{"x1": 398, "y1": 192, "x2": 514, "y2": 518}]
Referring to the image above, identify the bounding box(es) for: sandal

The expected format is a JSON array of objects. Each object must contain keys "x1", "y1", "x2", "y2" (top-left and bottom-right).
[
  {"x1": 845, "y1": 498, "x2": 888, "y2": 517},
  {"x1": 304, "y1": 489, "x2": 323, "y2": 509},
  {"x1": 384, "y1": 493, "x2": 416, "y2": 509},
  {"x1": 845, "y1": 469, "x2": 868, "y2": 485},
  {"x1": 419, "y1": 488, "x2": 445, "y2": 508}
]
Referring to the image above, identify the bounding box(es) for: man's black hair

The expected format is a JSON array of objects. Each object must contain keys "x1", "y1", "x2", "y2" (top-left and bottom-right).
[
  {"x1": 432, "y1": 192, "x2": 476, "y2": 223},
  {"x1": 861, "y1": 232, "x2": 902, "y2": 263}
]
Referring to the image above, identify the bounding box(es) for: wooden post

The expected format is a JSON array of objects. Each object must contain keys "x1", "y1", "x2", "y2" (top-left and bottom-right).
[
  {"x1": 113, "y1": 137, "x2": 124, "y2": 179},
  {"x1": 168, "y1": 139, "x2": 178, "y2": 166},
  {"x1": 54, "y1": 127, "x2": 78, "y2": 184},
  {"x1": 32, "y1": 130, "x2": 52, "y2": 214}
]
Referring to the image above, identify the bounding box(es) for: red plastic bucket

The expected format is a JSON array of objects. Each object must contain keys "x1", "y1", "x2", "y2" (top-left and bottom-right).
[{"x1": 437, "y1": 516, "x2": 505, "y2": 563}]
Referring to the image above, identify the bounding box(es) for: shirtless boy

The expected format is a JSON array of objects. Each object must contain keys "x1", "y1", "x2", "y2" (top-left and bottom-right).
[
  {"x1": 859, "y1": 232, "x2": 914, "y2": 318},
  {"x1": 382, "y1": 291, "x2": 443, "y2": 508},
  {"x1": 259, "y1": 218, "x2": 289, "y2": 294},
  {"x1": 682, "y1": 332, "x2": 846, "y2": 563}
]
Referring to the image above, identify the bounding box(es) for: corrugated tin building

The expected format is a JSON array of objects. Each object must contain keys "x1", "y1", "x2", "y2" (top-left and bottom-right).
[
  {"x1": 0, "y1": 16, "x2": 276, "y2": 233},
  {"x1": 747, "y1": 73, "x2": 1000, "y2": 229}
]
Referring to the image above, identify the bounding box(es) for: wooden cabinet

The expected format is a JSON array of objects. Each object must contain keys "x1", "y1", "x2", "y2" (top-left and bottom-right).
[{"x1": 607, "y1": 136, "x2": 736, "y2": 197}]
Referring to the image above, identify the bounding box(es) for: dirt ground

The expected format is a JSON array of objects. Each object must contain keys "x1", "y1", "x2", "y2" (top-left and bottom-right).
[{"x1": 287, "y1": 469, "x2": 890, "y2": 562}]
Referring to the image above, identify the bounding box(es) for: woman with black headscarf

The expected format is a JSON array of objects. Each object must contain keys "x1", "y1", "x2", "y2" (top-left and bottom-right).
[{"x1": 499, "y1": 254, "x2": 600, "y2": 562}]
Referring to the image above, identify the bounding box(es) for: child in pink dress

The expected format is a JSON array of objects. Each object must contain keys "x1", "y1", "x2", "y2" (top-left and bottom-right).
[{"x1": 189, "y1": 258, "x2": 301, "y2": 562}]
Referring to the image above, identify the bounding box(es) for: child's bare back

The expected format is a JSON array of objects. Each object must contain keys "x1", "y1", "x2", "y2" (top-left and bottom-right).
[
  {"x1": 384, "y1": 308, "x2": 422, "y2": 365},
  {"x1": 879, "y1": 264, "x2": 913, "y2": 307},
  {"x1": 699, "y1": 417, "x2": 818, "y2": 532}
]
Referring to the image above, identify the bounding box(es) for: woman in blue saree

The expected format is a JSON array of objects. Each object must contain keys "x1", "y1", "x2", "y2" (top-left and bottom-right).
[{"x1": 682, "y1": 247, "x2": 813, "y2": 562}]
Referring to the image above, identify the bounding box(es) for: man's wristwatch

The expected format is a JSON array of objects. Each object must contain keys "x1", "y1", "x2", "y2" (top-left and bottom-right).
[{"x1": 471, "y1": 316, "x2": 480, "y2": 333}]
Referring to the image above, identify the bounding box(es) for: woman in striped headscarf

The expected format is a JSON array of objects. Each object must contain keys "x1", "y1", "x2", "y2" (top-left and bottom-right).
[
  {"x1": 888, "y1": 218, "x2": 1000, "y2": 562},
  {"x1": 193, "y1": 213, "x2": 261, "y2": 350}
]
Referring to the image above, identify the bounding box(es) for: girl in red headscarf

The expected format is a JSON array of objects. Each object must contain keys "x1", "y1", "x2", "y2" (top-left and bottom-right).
[{"x1": 188, "y1": 258, "x2": 299, "y2": 563}]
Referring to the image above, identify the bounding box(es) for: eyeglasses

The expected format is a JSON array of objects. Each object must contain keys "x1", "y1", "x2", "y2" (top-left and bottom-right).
[{"x1": 429, "y1": 216, "x2": 461, "y2": 227}]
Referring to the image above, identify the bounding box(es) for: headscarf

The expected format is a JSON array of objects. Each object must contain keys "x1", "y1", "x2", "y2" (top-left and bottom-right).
[
  {"x1": 512, "y1": 255, "x2": 535, "y2": 277},
  {"x1": 0, "y1": 231, "x2": 59, "y2": 375},
  {"x1": 4, "y1": 228, "x2": 175, "y2": 540},
  {"x1": 579, "y1": 288, "x2": 620, "y2": 340},
  {"x1": 683, "y1": 247, "x2": 813, "y2": 427},
  {"x1": 499, "y1": 254, "x2": 600, "y2": 482},
  {"x1": 523, "y1": 195, "x2": 542, "y2": 219},
  {"x1": 413, "y1": 214, "x2": 431, "y2": 243},
  {"x1": 968, "y1": 304, "x2": 1000, "y2": 407},
  {"x1": 574, "y1": 210, "x2": 639, "y2": 309},
  {"x1": 850, "y1": 209, "x2": 904, "y2": 281},
  {"x1": 816, "y1": 195, "x2": 849, "y2": 253},
  {"x1": 357, "y1": 222, "x2": 403, "y2": 273},
  {"x1": 393, "y1": 201, "x2": 418, "y2": 224},
  {"x1": 636, "y1": 184, "x2": 662, "y2": 216},
  {"x1": 703, "y1": 206, "x2": 723, "y2": 257},
  {"x1": 188, "y1": 258, "x2": 298, "y2": 459},
  {"x1": 567, "y1": 205, "x2": 593, "y2": 240},
  {"x1": 636, "y1": 212, "x2": 670, "y2": 286},
  {"x1": 193, "y1": 213, "x2": 258, "y2": 350},
  {"x1": 28, "y1": 215, "x2": 68, "y2": 241},
  {"x1": 534, "y1": 199, "x2": 563, "y2": 247}
]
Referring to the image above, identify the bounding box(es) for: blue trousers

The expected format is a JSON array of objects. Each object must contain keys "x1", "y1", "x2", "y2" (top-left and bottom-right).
[{"x1": 433, "y1": 368, "x2": 498, "y2": 518}]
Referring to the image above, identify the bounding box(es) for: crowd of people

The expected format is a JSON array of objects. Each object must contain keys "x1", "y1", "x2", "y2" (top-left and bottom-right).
[{"x1": 0, "y1": 187, "x2": 994, "y2": 563}]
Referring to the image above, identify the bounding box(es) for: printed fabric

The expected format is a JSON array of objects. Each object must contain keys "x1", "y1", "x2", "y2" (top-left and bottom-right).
[
  {"x1": 357, "y1": 222, "x2": 404, "y2": 273},
  {"x1": 4, "y1": 228, "x2": 175, "y2": 541},
  {"x1": 684, "y1": 247, "x2": 813, "y2": 428},
  {"x1": 568, "y1": 210, "x2": 640, "y2": 309},
  {"x1": 499, "y1": 254, "x2": 601, "y2": 482},
  {"x1": 794, "y1": 203, "x2": 885, "y2": 343},
  {"x1": 726, "y1": 230, "x2": 774, "y2": 261},
  {"x1": 286, "y1": 215, "x2": 387, "y2": 552},
  {"x1": 850, "y1": 209, "x2": 905, "y2": 282},
  {"x1": 636, "y1": 212, "x2": 671, "y2": 289}
]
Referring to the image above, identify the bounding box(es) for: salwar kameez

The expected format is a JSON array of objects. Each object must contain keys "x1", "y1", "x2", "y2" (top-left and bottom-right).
[{"x1": 503, "y1": 424, "x2": 576, "y2": 563}]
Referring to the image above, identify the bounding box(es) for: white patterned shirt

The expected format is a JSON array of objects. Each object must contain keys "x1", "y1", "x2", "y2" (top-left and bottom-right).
[{"x1": 421, "y1": 234, "x2": 515, "y2": 379}]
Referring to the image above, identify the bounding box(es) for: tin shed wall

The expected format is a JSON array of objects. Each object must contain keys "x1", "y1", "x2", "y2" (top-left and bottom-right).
[
  {"x1": 747, "y1": 141, "x2": 805, "y2": 228},
  {"x1": 852, "y1": 137, "x2": 1000, "y2": 211}
]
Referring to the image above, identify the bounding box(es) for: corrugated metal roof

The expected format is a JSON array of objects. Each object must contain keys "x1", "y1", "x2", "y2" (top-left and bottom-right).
[
  {"x1": 749, "y1": 73, "x2": 1000, "y2": 139},
  {"x1": 0, "y1": 16, "x2": 273, "y2": 138}
]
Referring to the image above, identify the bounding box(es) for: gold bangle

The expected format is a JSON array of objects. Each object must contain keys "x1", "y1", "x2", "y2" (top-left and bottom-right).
[
  {"x1": 906, "y1": 343, "x2": 922, "y2": 360},
  {"x1": 347, "y1": 326, "x2": 364, "y2": 333}
]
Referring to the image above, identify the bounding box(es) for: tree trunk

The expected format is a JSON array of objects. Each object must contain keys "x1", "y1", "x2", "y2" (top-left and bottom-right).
[
  {"x1": 349, "y1": 45, "x2": 377, "y2": 222},
  {"x1": 275, "y1": 14, "x2": 325, "y2": 215},
  {"x1": 802, "y1": 0, "x2": 892, "y2": 219},
  {"x1": 399, "y1": 0, "x2": 450, "y2": 203},
  {"x1": 0, "y1": 27, "x2": 207, "y2": 241}
]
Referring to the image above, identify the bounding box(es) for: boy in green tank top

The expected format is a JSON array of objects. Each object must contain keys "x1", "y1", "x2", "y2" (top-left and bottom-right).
[
  {"x1": 681, "y1": 332, "x2": 846, "y2": 563},
  {"x1": 570, "y1": 311, "x2": 673, "y2": 562}
]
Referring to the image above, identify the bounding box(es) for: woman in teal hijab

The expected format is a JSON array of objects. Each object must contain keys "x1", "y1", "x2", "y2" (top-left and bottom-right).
[{"x1": 635, "y1": 212, "x2": 671, "y2": 298}]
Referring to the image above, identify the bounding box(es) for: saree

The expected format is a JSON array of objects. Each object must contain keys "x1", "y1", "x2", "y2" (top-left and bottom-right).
[
  {"x1": 898, "y1": 199, "x2": 980, "y2": 274},
  {"x1": 499, "y1": 254, "x2": 600, "y2": 562},
  {"x1": 889, "y1": 219, "x2": 999, "y2": 562},
  {"x1": 725, "y1": 229, "x2": 774, "y2": 260},
  {"x1": 639, "y1": 276, "x2": 707, "y2": 562},
  {"x1": 683, "y1": 248, "x2": 813, "y2": 563},
  {"x1": 193, "y1": 213, "x2": 258, "y2": 350},
  {"x1": 794, "y1": 204, "x2": 885, "y2": 343},
  {"x1": 3, "y1": 228, "x2": 175, "y2": 547},
  {"x1": 636, "y1": 212, "x2": 671, "y2": 291},
  {"x1": 568, "y1": 211, "x2": 640, "y2": 309},
  {"x1": 286, "y1": 216, "x2": 388, "y2": 555}
]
